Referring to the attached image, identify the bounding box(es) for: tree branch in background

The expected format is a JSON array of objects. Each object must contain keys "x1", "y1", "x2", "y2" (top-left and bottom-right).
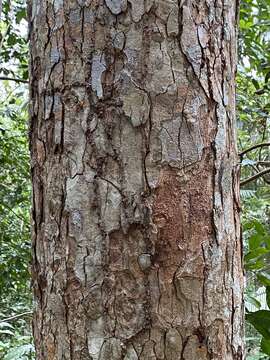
[
  {"x1": 0, "y1": 76, "x2": 28, "y2": 84},
  {"x1": 239, "y1": 142, "x2": 270, "y2": 158},
  {"x1": 257, "y1": 161, "x2": 270, "y2": 166},
  {"x1": 0, "y1": 311, "x2": 32, "y2": 323},
  {"x1": 240, "y1": 167, "x2": 270, "y2": 187},
  {"x1": 251, "y1": 164, "x2": 270, "y2": 185}
]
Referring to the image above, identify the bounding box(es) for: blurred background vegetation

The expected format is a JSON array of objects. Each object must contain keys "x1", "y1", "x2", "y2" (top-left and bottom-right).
[{"x1": 0, "y1": 0, "x2": 269, "y2": 359}]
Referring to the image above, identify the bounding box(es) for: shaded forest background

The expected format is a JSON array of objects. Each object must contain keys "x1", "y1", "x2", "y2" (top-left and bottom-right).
[{"x1": 0, "y1": 0, "x2": 269, "y2": 358}]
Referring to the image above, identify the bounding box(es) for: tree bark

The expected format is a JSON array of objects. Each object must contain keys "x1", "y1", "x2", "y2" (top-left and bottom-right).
[{"x1": 29, "y1": 0, "x2": 244, "y2": 359}]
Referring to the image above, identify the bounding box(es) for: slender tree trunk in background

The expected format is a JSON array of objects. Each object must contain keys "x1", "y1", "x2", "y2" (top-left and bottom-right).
[{"x1": 29, "y1": 0, "x2": 244, "y2": 358}]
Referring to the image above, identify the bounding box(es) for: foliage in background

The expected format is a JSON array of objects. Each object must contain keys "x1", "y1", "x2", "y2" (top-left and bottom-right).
[
  {"x1": 0, "y1": 0, "x2": 269, "y2": 359},
  {"x1": 0, "y1": 0, "x2": 28, "y2": 79},
  {"x1": 0, "y1": 81, "x2": 32, "y2": 359},
  {"x1": 238, "y1": 0, "x2": 270, "y2": 358},
  {"x1": 0, "y1": 1, "x2": 33, "y2": 358}
]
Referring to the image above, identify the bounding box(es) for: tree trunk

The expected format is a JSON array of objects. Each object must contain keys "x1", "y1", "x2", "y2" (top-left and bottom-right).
[{"x1": 29, "y1": 0, "x2": 244, "y2": 359}]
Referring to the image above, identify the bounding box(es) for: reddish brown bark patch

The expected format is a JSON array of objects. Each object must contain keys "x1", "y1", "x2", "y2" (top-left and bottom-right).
[{"x1": 152, "y1": 155, "x2": 214, "y2": 274}]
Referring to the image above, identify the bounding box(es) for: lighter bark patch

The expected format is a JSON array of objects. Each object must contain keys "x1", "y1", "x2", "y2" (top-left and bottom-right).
[
  {"x1": 121, "y1": 83, "x2": 150, "y2": 127},
  {"x1": 91, "y1": 53, "x2": 106, "y2": 98},
  {"x1": 105, "y1": 0, "x2": 127, "y2": 15}
]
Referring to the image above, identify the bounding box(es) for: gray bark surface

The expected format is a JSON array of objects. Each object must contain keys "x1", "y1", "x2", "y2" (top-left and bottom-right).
[{"x1": 29, "y1": 0, "x2": 244, "y2": 358}]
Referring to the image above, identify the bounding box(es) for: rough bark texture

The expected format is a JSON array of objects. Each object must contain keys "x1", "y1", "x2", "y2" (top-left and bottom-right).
[{"x1": 29, "y1": 0, "x2": 244, "y2": 359}]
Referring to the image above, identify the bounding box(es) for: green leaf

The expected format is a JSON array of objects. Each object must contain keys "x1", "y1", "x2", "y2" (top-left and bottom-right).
[
  {"x1": 246, "y1": 310, "x2": 270, "y2": 340},
  {"x1": 245, "y1": 248, "x2": 269, "y2": 262},
  {"x1": 0, "y1": 322, "x2": 14, "y2": 329},
  {"x1": 261, "y1": 337, "x2": 270, "y2": 356},
  {"x1": 257, "y1": 273, "x2": 270, "y2": 287},
  {"x1": 246, "y1": 295, "x2": 261, "y2": 309},
  {"x1": 4, "y1": 344, "x2": 34, "y2": 360},
  {"x1": 15, "y1": 9, "x2": 27, "y2": 24},
  {"x1": 0, "y1": 329, "x2": 14, "y2": 336},
  {"x1": 252, "y1": 78, "x2": 260, "y2": 89},
  {"x1": 249, "y1": 233, "x2": 265, "y2": 251},
  {"x1": 245, "y1": 259, "x2": 265, "y2": 271},
  {"x1": 253, "y1": 221, "x2": 267, "y2": 236}
]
